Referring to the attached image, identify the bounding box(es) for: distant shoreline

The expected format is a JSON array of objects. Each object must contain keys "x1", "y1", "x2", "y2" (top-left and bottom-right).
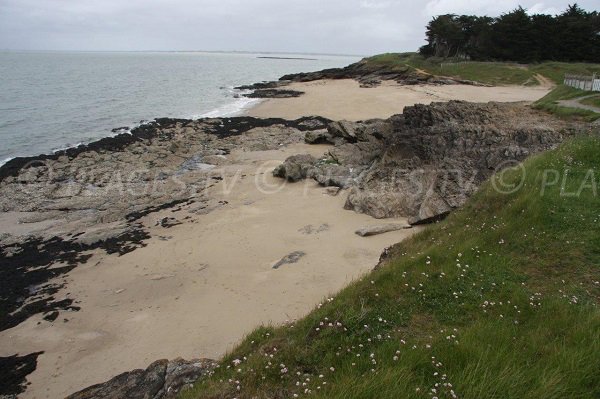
[{"x1": 258, "y1": 56, "x2": 318, "y2": 60}]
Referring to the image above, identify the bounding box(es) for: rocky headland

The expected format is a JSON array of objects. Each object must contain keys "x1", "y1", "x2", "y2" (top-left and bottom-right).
[
  {"x1": 66, "y1": 358, "x2": 218, "y2": 399},
  {"x1": 236, "y1": 57, "x2": 485, "y2": 98}
]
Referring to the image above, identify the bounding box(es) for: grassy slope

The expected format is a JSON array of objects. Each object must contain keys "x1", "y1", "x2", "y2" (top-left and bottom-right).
[
  {"x1": 365, "y1": 53, "x2": 600, "y2": 86},
  {"x1": 366, "y1": 53, "x2": 600, "y2": 122},
  {"x1": 581, "y1": 95, "x2": 600, "y2": 108},
  {"x1": 534, "y1": 86, "x2": 600, "y2": 122},
  {"x1": 530, "y1": 63, "x2": 600, "y2": 86},
  {"x1": 182, "y1": 136, "x2": 600, "y2": 399}
]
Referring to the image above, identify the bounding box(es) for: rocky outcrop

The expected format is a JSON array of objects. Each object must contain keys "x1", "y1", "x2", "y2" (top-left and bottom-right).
[
  {"x1": 234, "y1": 81, "x2": 288, "y2": 91},
  {"x1": 273, "y1": 101, "x2": 578, "y2": 224},
  {"x1": 66, "y1": 358, "x2": 217, "y2": 399},
  {"x1": 273, "y1": 154, "x2": 318, "y2": 182},
  {"x1": 243, "y1": 89, "x2": 304, "y2": 98},
  {"x1": 272, "y1": 251, "x2": 306, "y2": 269},
  {"x1": 278, "y1": 59, "x2": 484, "y2": 88},
  {"x1": 235, "y1": 58, "x2": 486, "y2": 98}
]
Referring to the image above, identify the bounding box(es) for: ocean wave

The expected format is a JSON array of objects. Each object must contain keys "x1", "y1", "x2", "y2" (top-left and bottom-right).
[
  {"x1": 196, "y1": 87, "x2": 262, "y2": 118},
  {"x1": 47, "y1": 125, "x2": 137, "y2": 155},
  {"x1": 0, "y1": 157, "x2": 14, "y2": 167}
]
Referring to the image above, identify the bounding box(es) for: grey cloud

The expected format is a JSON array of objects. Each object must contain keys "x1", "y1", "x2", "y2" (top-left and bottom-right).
[{"x1": 0, "y1": 0, "x2": 597, "y2": 54}]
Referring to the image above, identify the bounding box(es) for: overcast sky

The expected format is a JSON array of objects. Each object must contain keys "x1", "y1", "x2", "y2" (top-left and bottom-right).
[{"x1": 0, "y1": 0, "x2": 596, "y2": 55}]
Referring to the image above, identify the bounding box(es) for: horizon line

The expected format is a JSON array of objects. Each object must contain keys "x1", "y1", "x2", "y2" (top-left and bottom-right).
[{"x1": 0, "y1": 49, "x2": 368, "y2": 58}]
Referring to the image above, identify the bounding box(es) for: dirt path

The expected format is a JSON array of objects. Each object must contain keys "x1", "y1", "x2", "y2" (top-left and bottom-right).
[
  {"x1": 557, "y1": 94, "x2": 600, "y2": 114},
  {"x1": 534, "y1": 73, "x2": 555, "y2": 88}
]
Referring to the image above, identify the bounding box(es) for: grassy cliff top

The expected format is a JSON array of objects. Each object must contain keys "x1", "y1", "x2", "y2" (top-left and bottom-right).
[
  {"x1": 182, "y1": 134, "x2": 600, "y2": 398},
  {"x1": 364, "y1": 53, "x2": 600, "y2": 86},
  {"x1": 363, "y1": 52, "x2": 600, "y2": 122},
  {"x1": 534, "y1": 85, "x2": 600, "y2": 122}
]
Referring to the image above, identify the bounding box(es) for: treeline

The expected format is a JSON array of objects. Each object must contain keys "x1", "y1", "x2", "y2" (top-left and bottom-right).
[{"x1": 419, "y1": 4, "x2": 600, "y2": 63}]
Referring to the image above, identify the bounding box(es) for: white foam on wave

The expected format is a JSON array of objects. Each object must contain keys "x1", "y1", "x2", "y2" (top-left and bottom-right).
[
  {"x1": 196, "y1": 87, "x2": 262, "y2": 119},
  {"x1": 50, "y1": 141, "x2": 87, "y2": 153},
  {"x1": 0, "y1": 157, "x2": 13, "y2": 167},
  {"x1": 47, "y1": 124, "x2": 138, "y2": 155}
]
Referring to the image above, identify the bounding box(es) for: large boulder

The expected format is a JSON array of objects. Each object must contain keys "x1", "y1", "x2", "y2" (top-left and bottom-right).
[
  {"x1": 66, "y1": 358, "x2": 217, "y2": 399},
  {"x1": 272, "y1": 154, "x2": 317, "y2": 182},
  {"x1": 304, "y1": 129, "x2": 335, "y2": 144},
  {"x1": 327, "y1": 119, "x2": 392, "y2": 143},
  {"x1": 355, "y1": 223, "x2": 412, "y2": 237}
]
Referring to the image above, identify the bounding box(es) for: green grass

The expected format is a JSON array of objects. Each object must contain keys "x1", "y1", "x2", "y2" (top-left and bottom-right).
[
  {"x1": 181, "y1": 136, "x2": 600, "y2": 399},
  {"x1": 366, "y1": 53, "x2": 534, "y2": 85},
  {"x1": 534, "y1": 85, "x2": 600, "y2": 122},
  {"x1": 362, "y1": 53, "x2": 600, "y2": 87},
  {"x1": 581, "y1": 95, "x2": 600, "y2": 109},
  {"x1": 530, "y1": 62, "x2": 600, "y2": 85}
]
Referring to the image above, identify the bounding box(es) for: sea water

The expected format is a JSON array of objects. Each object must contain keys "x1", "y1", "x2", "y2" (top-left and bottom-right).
[{"x1": 0, "y1": 51, "x2": 359, "y2": 163}]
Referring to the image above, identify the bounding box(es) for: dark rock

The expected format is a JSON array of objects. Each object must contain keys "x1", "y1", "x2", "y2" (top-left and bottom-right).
[
  {"x1": 66, "y1": 358, "x2": 217, "y2": 399},
  {"x1": 355, "y1": 223, "x2": 412, "y2": 237},
  {"x1": 126, "y1": 199, "x2": 193, "y2": 223},
  {"x1": 299, "y1": 224, "x2": 330, "y2": 234},
  {"x1": 273, "y1": 154, "x2": 317, "y2": 182},
  {"x1": 243, "y1": 89, "x2": 304, "y2": 98},
  {"x1": 0, "y1": 118, "x2": 198, "y2": 183},
  {"x1": 234, "y1": 81, "x2": 289, "y2": 91},
  {"x1": 327, "y1": 121, "x2": 359, "y2": 143},
  {"x1": 327, "y1": 119, "x2": 392, "y2": 143},
  {"x1": 296, "y1": 117, "x2": 329, "y2": 131},
  {"x1": 110, "y1": 126, "x2": 129, "y2": 133},
  {"x1": 274, "y1": 101, "x2": 579, "y2": 224},
  {"x1": 43, "y1": 311, "x2": 59, "y2": 322},
  {"x1": 312, "y1": 164, "x2": 355, "y2": 188},
  {"x1": 0, "y1": 116, "x2": 331, "y2": 184},
  {"x1": 328, "y1": 142, "x2": 381, "y2": 165},
  {"x1": 324, "y1": 186, "x2": 341, "y2": 196},
  {"x1": 0, "y1": 228, "x2": 149, "y2": 332},
  {"x1": 304, "y1": 130, "x2": 334, "y2": 144},
  {"x1": 272, "y1": 251, "x2": 306, "y2": 269},
  {"x1": 0, "y1": 352, "x2": 43, "y2": 397},
  {"x1": 156, "y1": 217, "x2": 182, "y2": 228},
  {"x1": 275, "y1": 58, "x2": 487, "y2": 88},
  {"x1": 359, "y1": 78, "x2": 382, "y2": 88}
]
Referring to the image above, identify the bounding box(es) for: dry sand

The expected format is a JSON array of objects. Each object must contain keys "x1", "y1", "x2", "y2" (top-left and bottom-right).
[
  {"x1": 0, "y1": 143, "x2": 419, "y2": 398},
  {"x1": 247, "y1": 79, "x2": 552, "y2": 121}
]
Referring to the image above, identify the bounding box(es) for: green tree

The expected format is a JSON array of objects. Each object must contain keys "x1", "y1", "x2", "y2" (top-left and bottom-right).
[
  {"x1": 491, "y1": 7, "x2": 533, "y2": 62},
  {"x1": 418, "y1": 3, "x2": 600, "y2": 63}
]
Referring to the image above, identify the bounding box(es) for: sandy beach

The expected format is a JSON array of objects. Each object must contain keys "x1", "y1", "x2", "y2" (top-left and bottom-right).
[
  {"x1": 0, "y1": 77, "x2": 555, "y2": 399},
  {"x1": 0, "y1": 142, "x2": 418, "y2": 398},
  {"x1": 247, "y1": 79, "x2": 552, "y2": 121}
]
